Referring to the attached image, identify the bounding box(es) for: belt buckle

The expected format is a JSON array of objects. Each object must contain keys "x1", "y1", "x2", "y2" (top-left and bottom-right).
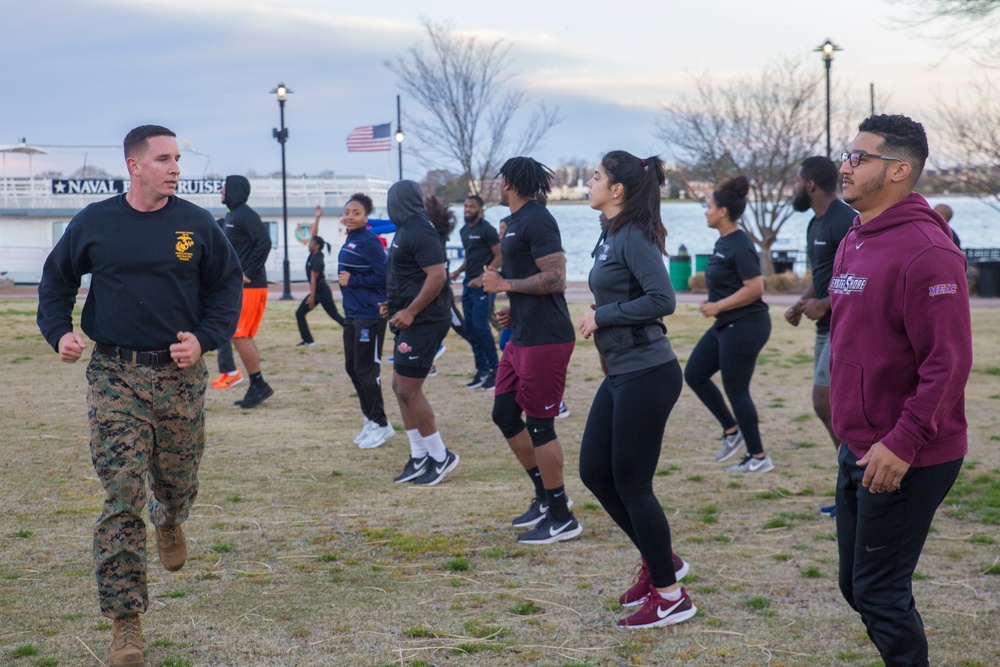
[{"x1": 146, "y1": 351, "x2": 164, "y2": 366}]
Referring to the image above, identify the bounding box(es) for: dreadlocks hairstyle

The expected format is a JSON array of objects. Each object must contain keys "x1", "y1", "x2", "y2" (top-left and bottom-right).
[
  {"x1": 347, "y1": 192, "x2": 374, "y2": 215},
  {"x1": 857, "y1": 114, "x2": 929, "y2": 182},
  {"x1": 497, "y1": 157, "x2": 554, "y2": 199},
  {"x1": 601, "y1": 151, "x2": 667, "y2": 254},
  {"x1": 311, "y1": 236, "x2": 332, "y2": 255},
  {"x1": 712, "y1": 176, "x2": 750, "y2": 221},
  {"x1": 424, "y1": 194, "x2": 456, "y2": 240}
]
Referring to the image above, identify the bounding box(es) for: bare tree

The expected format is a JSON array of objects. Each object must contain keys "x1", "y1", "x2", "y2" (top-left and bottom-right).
[
  {"x1": 657, "y1": 59, "x2": 824, "y2": 274},
  {"x1": 890, "y1": 0, "x2": 1000, "y2": 67},
  {"x1": 933, "y1": 77, "x2": 1000, "y2": 211},
  {"x1": 387, "y1": 20, "x2": 560, "y2": 198}
]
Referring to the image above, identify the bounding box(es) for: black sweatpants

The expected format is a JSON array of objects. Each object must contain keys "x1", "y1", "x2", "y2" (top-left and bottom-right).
[
  {"x1": 296, "y1": 283, "x2": 345, "y2": 344},
  {"x1": 836, "y1": 444, "x2": 962, "y2": 667},
  {"x1": 684, "y1": 310, "x2": 770, "y2": 455},
  {"x1": 344, "y1": 317, "x2": 388, "y2": 426},
  {"x1": 579, "y1": 360, "x2": 683, "y2": 588}
]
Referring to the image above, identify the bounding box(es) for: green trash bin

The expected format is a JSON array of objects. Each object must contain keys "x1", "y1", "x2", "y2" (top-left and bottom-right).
[
  {"x1": 670, "y1": 256, "x2": 692, "y2": 292},
  {"x1": 695, "y1": 254, "x2": 711, "y2": 274}
]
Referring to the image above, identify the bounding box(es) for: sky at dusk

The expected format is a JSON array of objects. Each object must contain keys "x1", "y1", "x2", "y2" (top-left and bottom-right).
[{"x1": 1, "y1": 0, "x2": 988, "y2": 182}]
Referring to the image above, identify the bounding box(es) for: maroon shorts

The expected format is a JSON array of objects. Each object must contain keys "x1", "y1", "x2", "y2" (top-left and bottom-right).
[{"x1": 494, "y1": 341, "x2": 575, "y2": 419}]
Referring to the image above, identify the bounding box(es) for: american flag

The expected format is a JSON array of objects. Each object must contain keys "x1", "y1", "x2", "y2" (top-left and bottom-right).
[{"x1": 346, "y1": 123, "x2": 392, "y2": 152}]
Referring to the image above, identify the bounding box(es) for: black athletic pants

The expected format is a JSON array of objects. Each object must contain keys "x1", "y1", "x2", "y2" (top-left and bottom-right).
[
  {"x1": 836, "y1": 444, "x2": 962, "y2": 667},
  {"x1": 216, "y1": 340, "x2": 236, "y2": 374},
  {"x1": 684, "y1": 310, "x2": 770, "y2": 455},
  {"x1": 579, "y1": 360, "x2": 683, "y2": 588},
  {"x1": 296, "y1": 283, "x2": 345, "y2": 344},
  {"x1": 344, "y1": 317, "x2": 388, "y2": 426}
]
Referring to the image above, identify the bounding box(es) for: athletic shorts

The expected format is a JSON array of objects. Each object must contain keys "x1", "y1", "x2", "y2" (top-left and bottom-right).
[
  {"x1": 814, "y1": 331, "x2": 831, "y2": 388},
  {"x1": 495, "y1": 340, "x2": 574, "y2": 419},
  {"x1": 393, "y1": 320, "x2": 449, "y2": 378},
  {"x1": 234, "y1": 288, "x2": 268, "y2": 338}
]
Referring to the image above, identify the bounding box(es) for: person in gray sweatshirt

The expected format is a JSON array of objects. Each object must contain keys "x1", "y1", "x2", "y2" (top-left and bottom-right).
[{"x1": 577, "y1": 151, "x2": 696, "y2": 630}]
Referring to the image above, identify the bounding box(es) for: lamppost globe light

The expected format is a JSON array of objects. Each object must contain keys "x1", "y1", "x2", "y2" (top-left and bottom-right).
[
  {"x1": 813, "y1": 39, "x2": 842, "y2": 160},
  {"x1": 270, "y1": 83, "x2": 292, "y2": 101},
  {"x1": 395, "y1": 129, "x2": 404, "y2": 144}
]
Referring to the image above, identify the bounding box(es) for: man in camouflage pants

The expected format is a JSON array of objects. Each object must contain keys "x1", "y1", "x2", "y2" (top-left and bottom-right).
[{"x1": 37, "y1": 125, "x2": 243, "y2": 666}]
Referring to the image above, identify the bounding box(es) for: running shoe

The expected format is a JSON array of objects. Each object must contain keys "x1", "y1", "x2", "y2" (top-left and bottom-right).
[
  {"x1": 412, "y1": 450, "x2": 460, "y2": 486},
  {"x1": 618, "y1": 585, "x2": 696, "y2": 629},
  {"x1": 427, "y1": 365, "x2": 438, "y2": 378},
  {"x1": 511, "y1": 497, "x2": 574, "y2": 528},
  {"x1": 555, "y1": 401, "x2": 569, "y2": 419},
  {"x1": 296, "y1": 341, "x2": 315, "y2": 347},
  {"x1": 715, "y1": 429, "x2": 745, "y2": 462},
  {"x1": 479, "y1": 370, "x2": 496, "y2": 391},
  {"x1": 393, "y1": 456, "x2": 428, "y2": 483},
  {"x1": 516, "y1": 514, "x2": 582, "y2": 544},
  {"x1": 353, "y1": 419, "x2": 374, "y2": 444},
  {"x1": 434, "y1": 344, "x2": 446, "y2": 361},
  {"x1": 359, "y1": 422, "x2": 395, "y2": 450},
  {"x1": 212, "y1": 370, "x2": 243, "y2": 390},
  {"x1": 465, "y1": 371, "x2": 487, "y2": 389},
  {"x1": 619, "y1": 555, "x2": 691, "y2": 607},
  {"x1": 820, "y1": 504, "x2": 837, "y2": 518},
  {"x1": 238, "y1": 382, "x2": 274, "y2": 409},
  {"x1": 726, "y1": 453, "x2": 774, "y2": 473}
]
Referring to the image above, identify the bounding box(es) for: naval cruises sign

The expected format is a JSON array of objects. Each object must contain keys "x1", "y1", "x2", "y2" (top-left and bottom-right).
[{"x1": 51, "y1": 179, "x2": 225, "y2": 195}]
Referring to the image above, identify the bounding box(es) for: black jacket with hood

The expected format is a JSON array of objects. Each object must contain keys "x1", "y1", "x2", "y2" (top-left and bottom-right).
[
  {"x1": 223, "y1": 175, "x2": 270, "y2": 288},
  {"x1": 385, "y1": 180, "x2": 450, "y2": 325}
]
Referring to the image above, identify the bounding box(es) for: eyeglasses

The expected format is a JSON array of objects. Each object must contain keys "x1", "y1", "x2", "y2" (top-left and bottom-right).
[{"x1": 840, "y1": 151, "x2": 904, "y2": 168}]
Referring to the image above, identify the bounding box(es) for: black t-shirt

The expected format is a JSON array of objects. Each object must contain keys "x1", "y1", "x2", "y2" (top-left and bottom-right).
[
  {"x1": 807, "y1": 198, "x2": 855, "y2": 333},
  {"x1": 386, "y1": 217, "x2": 450, "y2": 324},
  {"x1": 460, "y1": 219, "x2": 500, "y2": 280},
  {"x1": 306, "y1": 252, "x2": 325, "y2": 279},
  {"x1": 705, "y1": 229, "x2": 768, "y2": 328},
  {"x1": 501, "y1": 201, "x2": 575, "y2": 346}
]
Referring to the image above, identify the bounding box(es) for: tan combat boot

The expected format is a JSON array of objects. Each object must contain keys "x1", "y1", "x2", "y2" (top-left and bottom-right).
[
  {"x1": 155, "y1": 524, "x2": 187, "y2": 572},
  {"x1": 110, "y1": 615, "x2": 144, "y2": 666}
]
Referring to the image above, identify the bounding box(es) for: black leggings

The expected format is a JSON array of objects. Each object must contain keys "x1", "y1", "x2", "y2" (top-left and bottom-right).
[
  {"x1": 684, "y1": 311, "x2": 771, "y2": 455},
  {"x1": 579, "y1": 360, "x2": 682, "y2": 588},
  {"x1": 296, "y1": 283, "x2": 345, "y2": 343}
]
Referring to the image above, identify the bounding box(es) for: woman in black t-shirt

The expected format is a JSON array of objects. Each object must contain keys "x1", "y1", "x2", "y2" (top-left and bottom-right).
[
  {"x1": 295, "y1": 205, "x2": 345, "y2": 345},
  {"x1": 684, "y1": 176, "x2": 774, "y2": 473}
]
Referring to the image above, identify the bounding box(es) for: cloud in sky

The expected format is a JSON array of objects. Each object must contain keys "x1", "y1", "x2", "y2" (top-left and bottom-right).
[{"x1": 0, "y1": 0, "x2": 984, "y2": 181}]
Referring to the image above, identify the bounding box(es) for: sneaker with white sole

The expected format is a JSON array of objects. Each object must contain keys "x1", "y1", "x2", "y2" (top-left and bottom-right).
[
  {"x1": 359, "y1": 422, "x2": 395, "y2": 449},
  {"x1": 412, "y1": 450, "x2": 460, "y2": 486},
  {"x1": 620, "y1": 554, "x2": 691, "y2": 607},
  {"x1": 465, "y1": 371, "x2": 487, "y2": 389},
  {"x1": 393, "y1": 456, "x2": 429, "y2": 483},
  {"x1": 820, "y1": 504, "x2": 837, "y2": 518},
  {"x1": 726, "y1": 453, "x2": 774, "y2": 473},
  {"x1": 715, "y1": 429, "x2": 745, "y2": 462},
  {"x1": 511, "y1": 497, "x2": 574, "y2": 528},
  {"x1": 516, "y1": 514, "x2": 583, "y2": 544},
  {"x1": 479, "y1": 370, "x2": 496, "y2": 391},
  {"x1": 353, "y1": 419, "x2": 374, "y2": 444},
  {"x1": 427, "y1": 365, "x2": 438, "y2": 378},
  {"x1": 555, "y1": 401, "x2": 569, "y2": 419},
  {"x1": 618, "y1": 584, "x2": 697, "y2": 629}
]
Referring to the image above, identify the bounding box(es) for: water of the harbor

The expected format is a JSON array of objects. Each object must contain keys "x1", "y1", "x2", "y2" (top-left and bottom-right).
[{"x1": 455, "y1": 196, "x2": 999, "y2": 282}]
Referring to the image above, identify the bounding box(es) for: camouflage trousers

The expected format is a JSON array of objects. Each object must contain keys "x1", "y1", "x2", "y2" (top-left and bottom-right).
[{"x1": 86, "y1": 354, "x2": 208, "y2": 618}]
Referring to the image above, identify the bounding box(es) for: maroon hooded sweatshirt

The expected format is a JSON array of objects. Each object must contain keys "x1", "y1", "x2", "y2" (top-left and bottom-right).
[{"x1": 828, "y1": 192, "x2": 971, "y2": 468}]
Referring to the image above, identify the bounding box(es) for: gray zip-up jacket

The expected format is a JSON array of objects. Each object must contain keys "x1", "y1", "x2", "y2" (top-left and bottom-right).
[{"x1": 588, "y1": 222, "x2": 677, "y2": 375}]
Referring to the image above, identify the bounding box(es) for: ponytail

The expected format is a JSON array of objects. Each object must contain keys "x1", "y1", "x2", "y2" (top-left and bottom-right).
[
  {"x1": 312, "y1": 235, "x2": 332, "y2": 255},
  {"x1": 602, "y1": 151, "x2": 667, "y2": 254}
]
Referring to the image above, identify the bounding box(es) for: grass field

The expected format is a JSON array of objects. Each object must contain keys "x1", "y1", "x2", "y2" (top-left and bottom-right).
[{"x1": 1, "y1": 298, "x2": 998, "y2": 667}]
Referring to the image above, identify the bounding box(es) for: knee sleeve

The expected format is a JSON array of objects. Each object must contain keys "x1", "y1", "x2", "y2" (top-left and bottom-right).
[
  {"x1": 492, "y1": 392, "x2": 525, "y2": 439},
  {"x1": 525, "y1": 415, "x2": 556, "y2": 448}
]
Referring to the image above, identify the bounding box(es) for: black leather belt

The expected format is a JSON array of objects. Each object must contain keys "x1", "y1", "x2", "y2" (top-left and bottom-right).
[{"x1": 94, "y1": 343, "x2": 174, "y2": 367}]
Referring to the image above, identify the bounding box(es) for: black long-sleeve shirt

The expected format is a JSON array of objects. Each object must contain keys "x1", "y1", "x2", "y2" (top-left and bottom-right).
[{"x1": 37, "y1": 194, "x2": 244, "y2": 353}]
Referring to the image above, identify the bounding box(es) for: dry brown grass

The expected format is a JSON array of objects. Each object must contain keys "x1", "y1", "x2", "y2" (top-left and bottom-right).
[{"x1": 1, "y1": 298, "x2": 998, "y2": 667}]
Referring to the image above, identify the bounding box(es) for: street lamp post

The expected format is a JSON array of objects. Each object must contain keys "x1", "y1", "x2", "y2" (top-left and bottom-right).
[
  {"x1": 814, "y1": 39, "x2": 841, "y2": 160},
  {"x1": 394, "y1": 95, "x2": 404, "y2": 181},
  {"x1": 271, "y1": 83, "x2": 293, "y2": 300}
]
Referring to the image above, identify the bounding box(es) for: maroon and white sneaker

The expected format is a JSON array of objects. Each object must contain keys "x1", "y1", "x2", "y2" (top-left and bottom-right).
[
  {"x1": 618, "y1": 585, "x2": 697, "y2": 629},
  {"x1": 619, "y1": 554, "x2": 691, "y2": 607}
]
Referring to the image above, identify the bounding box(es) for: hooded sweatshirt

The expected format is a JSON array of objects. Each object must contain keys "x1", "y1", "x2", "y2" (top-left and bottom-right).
[
  {"x1": 828, "y1": 192, "x2": 971, "y2": 468},
  {"x1": 223, "y1": 175, "x2": 270, "y2": 288},
  {"x1": 384, "y1": 180, "x2": 450, "y2": 324}
]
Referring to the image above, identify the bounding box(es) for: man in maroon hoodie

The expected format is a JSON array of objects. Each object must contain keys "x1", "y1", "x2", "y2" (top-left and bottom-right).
[{"x1": 830, "y1": 114, "x2": 971, "y2": 667}]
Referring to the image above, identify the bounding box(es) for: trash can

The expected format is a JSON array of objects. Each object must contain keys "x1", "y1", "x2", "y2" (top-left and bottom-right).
[
  {"x1": 978, "y1": 259, "x2": 1000, "y2": 297},
  {"x1": 669, "y1": 256, "x2": 692, "y2": 292},
  {"x1": 695, "y1": 254, "x2": 711, "y2": 274},
  {"x1": 771, "y1": 250, "x2": 795, "y2": 274}
]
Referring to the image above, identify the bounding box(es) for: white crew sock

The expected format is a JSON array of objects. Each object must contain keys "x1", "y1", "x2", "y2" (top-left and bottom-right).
[
  {"x1": 423, "y1": 431, "x2": 447, "y2": 462},
  {"x1": 407, "y1": 429, "x2": 427, "y2": 458},
  {"x1": 659, "y1": 587, "x2": 683, "y2": 601}
]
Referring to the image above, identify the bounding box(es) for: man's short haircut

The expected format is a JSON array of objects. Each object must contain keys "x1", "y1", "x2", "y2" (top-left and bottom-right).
[
  {"x1": 857, "y1": 114, "x2": 928, "y2": 182},
  {"x1": 497, "y1": 157, "x2": 554, "y2": 199},
  {"x1": 799, "y1": 156, "x2": 839, "y2": 194},
  {"x1": 123, "y1": 125, "x2": 176, "y2": 160},
  {"x1": 465, "y1": 195, "x2": 484, "y2": 207}
]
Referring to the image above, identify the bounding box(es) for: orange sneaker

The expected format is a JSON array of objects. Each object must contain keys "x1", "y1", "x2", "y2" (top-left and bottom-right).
[{"x1": 213, "y1": 370, "x2": 243, "y2": 390}]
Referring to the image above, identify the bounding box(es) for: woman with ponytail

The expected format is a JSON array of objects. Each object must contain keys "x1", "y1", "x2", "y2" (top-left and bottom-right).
[
  {"x1": 684, "y1": 176, "x2": 773, "y2": 473},
  {"x1": 295, "y1": 204, "x2": 346, "y2": 346},
  {"x1": 578, "y1": 151, "x2": 695, "y2": 629}
]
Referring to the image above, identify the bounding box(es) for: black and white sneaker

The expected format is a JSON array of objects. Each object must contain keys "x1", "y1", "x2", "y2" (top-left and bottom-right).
[
  {"x1": 479, "y1": 370, "x2": 496, "y2": 391},
  {"x1": 517, "y1": 514, "x2": 583, "y2": 544},
  {"x1": 465, "y1": 372, "x2": 487, "y2": 389},
  {"x1": 412, "y1": 450, "x2": 459, "y2": 486},
  {"x1": 511, "y1": 497, "x2": 574, "y2": 528},
  {"x1": 393, "y1": 456, "x2": 429, "y2": 483},
  {"x1": 238, "y1": 382, "x2": 274, "y2": 409}
]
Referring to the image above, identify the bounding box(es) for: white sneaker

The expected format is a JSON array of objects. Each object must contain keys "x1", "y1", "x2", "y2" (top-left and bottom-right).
[
  {"x1": 353, "y1": 419, "x2": 374, "y2": 444},
  {"x1": 359, "y1": 422, "x2": 395, "y2": 449},
  {"x1": 726, "y1": 453, "x2": 774, "y2": 473}
]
